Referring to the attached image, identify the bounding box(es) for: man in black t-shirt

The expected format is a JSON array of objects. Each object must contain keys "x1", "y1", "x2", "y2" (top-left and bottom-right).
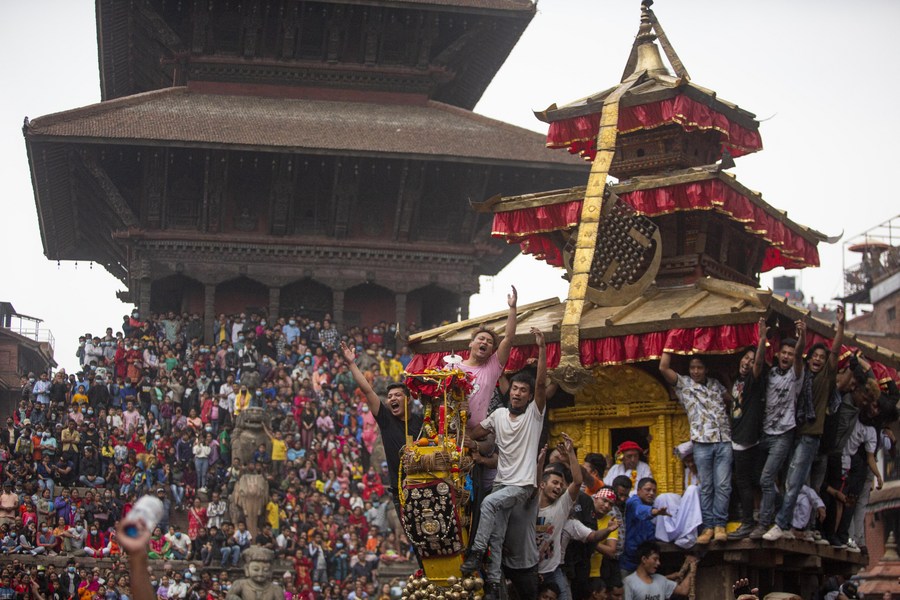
[
  {"x1": 727, "y1": 318, "x2": 767, "y2": 540},
  {"x1": 339, "y1": 342, "x2": 423, "y2": 512}
]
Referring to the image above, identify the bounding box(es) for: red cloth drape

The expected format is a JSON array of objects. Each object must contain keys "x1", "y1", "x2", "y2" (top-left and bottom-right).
[
  {"x1": 492, "y1": 201, "x2": 582, "y2": 238},
  {"x1": 619, "y1": 180, "x2": 819, "y2": 270},
  {"x1": 518, "y1": 234, "x2": 565, "y2": 267},
  {"x1": 407, "y1": 323, "x2": 758, "y2": 373},
  {"x1": 408, "y1": 326, "x2": 900, "y2": 388},
  {"x1": 546, "y1": 95, "x2": 763, "y2": 161},
  {"x1": 489, "y1": 179, "x2": 820, "y2": 272}
]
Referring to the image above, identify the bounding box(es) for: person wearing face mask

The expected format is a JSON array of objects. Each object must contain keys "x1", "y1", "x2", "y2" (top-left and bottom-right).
[
  {"x1": 283, "y1": 319, "x2": 300, "y2": 345},
  {"x1": 63, "y1": 522, "x2": 88, "y2": 556},
  {"x1": 192, "y1": 434, "x2": 212, "y2": 492},
  {"x1": 167, "y1": 527, "x2": 191, "y2": 561},
  {"x1": 59, "y1": 561, "x2": 83, "y2": 597},
  {"x1": 37, "y1": 524, "x2": 58, "y2": 555}
]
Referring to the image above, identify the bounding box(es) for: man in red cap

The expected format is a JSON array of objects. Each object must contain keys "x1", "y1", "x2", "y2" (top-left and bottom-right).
[{"x1": 603, "y1": 441, "x2": 652, "y2": 495}]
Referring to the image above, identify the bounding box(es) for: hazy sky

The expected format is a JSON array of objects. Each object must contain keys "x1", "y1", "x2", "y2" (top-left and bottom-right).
[{"x1": 3, "y1": 1, "x2": 898, "y2": 373}]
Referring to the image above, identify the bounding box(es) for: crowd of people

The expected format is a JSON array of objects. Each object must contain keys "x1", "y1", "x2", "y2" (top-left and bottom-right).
[
  {"x1": 1, "y1": 309, "x2": 424, "y2": 600},
  {"x1": 0, "y1": 297, "x2": 897, "y2": 600}
]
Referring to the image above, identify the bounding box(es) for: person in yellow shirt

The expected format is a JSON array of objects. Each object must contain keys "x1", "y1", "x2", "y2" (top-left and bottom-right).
[
  {"x1": 234, "y1": 386, "x2": 252, "y2": 416},
  {"x1": 589, "y1": 487, "x2": 620, "y2": 581},
  {"x1": 263, "y1": 423, "x2": 286, "y2": 476},
  {"x1": 60, "y1": 421, "x2": 81, "y2": 458},
  {"x1": 265, "y1": 492, "x2": 286, "y2": 534},
  {"x1": 378, "y1": 351, "x2": 404, "y2": 382},
  {"x1": 71, "y1": 385, "x2": 89, "y2": 407}
]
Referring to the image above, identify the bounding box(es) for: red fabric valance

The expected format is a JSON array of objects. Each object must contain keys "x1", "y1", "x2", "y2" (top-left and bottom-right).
[
  {"x1": 518, "y1": 234, "x2": 565, "y2": 267},
  {"x1": 546, "y1": 95, "x2": 763, "y2": 161},
  {"x1": 408, "y1": 323, "x2": 759, "y2": 373},
  {"x1": 492, "y1": 201, "x2": 582, "y2": 239},
  {"x1": 618, "y1": 179, "x2": 819, "y2": 270},
  {"x1": 408, "y1": 325, "x2": 900, "y2": 389},
  {"x1": 489, "y1": 179, "x2": 819, "y2": 272}
]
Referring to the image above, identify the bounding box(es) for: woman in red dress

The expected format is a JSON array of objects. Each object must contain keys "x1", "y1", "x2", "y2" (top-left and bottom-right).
[{"x1": 187, "y1": 497, "x2": 207, "y2": 540}]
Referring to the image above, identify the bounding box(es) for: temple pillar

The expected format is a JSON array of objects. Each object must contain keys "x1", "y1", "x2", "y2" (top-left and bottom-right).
[
  {"x1": 204, "y1": 284, "x2": 216, "y2": 343},
  {"x1": 268, "y1": 287, "x2": 281, "y2": 320},
  {"x1": 332, "y1": 288, "x2": 345, "y2": 330},
  {"x1": 394, "y1": 292, "x2": 407, "y2": 350},
  {"x1": 138, "y1": 278, "x2": 152, "y2": 320},
  {"x1": 459, "y1": 295, "x2": 469, "y2": 321}
]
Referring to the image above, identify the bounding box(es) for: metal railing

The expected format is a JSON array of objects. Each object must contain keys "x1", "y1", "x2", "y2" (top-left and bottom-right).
[{"x1": 2, "y1": 316, "x2": 55, "y2": 350}]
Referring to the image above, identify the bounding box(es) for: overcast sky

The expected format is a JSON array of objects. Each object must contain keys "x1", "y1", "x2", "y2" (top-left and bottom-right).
[{"x1": 3, "y1": 1, "x2": 899, "y2": 373}]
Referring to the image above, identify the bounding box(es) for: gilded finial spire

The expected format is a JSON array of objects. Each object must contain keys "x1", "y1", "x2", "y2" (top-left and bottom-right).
[
  {"x1": 637, "y1": 1, "x2": 657, "y2": 46},
  {"x1": 632, "y1": 0, "x2": 667, "y2": 76}
]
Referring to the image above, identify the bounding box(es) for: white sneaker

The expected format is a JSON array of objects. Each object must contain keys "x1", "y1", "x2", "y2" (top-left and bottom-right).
[
  {"x1": 762, "y1": 525, "x2": 784, "y2": 541},
  {"x1": 781, "y1": 529, "x2": 796, "y2": 540},
  {"x1": 795, "y1": 530, "x2": 814, "y2": 542},
  {"x1": 846, "y1": 539, "x2": 861, "y2": 553}
]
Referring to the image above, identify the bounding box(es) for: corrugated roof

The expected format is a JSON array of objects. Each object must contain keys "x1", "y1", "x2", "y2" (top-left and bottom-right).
[{"x1": 25, "y1": 88, "x2": 586, "y2": 168}]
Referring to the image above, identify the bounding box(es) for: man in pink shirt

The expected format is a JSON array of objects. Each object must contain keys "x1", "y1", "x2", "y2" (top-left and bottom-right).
[
  {"x1": 460, "y1": 285, "x2": 518, "y2": 426},
  {"x1": 459, "y1": 286, "x2": 518, "y2": 521}
]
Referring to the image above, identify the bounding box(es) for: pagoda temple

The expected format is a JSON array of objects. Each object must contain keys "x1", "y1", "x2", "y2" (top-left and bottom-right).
[
  {"x1": 23, "y1": 0, "x2": 587, "y2": 337},
  {"x1": 408, "y1": 2, "x2": 900, "y2": 596}
]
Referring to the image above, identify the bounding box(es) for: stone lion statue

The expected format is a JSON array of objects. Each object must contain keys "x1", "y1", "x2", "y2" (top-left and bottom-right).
[{"x1": 231, "y1": 406, "x2": 272, "y2": 466}]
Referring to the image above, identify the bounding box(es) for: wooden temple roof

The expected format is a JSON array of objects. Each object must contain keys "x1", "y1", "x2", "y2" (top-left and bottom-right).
[
  {"x1": 407, "y1": 278, "x2": 900, "y2": 371},
  {"x1": 475, "y1": 165, "x2": 833, "y2": 246},
  {"x1": 24, "y1": 87, "x2": 585, "y2": 169},
  {"x1": 536, "y1": 78, "x2": 759, "y2": 132},
  {"x1": 95, "y1": 0, "x2": 536, "y2": 109},
  {"x1": 374, "y1": 0, "x2": 534, "y2": 11}
]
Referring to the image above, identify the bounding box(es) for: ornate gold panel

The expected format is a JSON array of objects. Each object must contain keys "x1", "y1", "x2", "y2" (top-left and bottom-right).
[{"x1": 549, "y1": 365, "x2": 690, "y2": 495}]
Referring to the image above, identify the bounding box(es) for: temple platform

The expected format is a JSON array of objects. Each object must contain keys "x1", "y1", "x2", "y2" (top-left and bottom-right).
[{"x1": 659, "y1": 537, "x2": 867, "y2": 598}]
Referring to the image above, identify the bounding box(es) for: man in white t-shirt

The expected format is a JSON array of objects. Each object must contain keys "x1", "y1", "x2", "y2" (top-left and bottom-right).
[
  {"x1": 538, "y1": 434, "x2": 616, "y2": 600},
  {"x1": 461, "y1": 327, "x2": 545, "y2": 600},
  {"x1": 623, "y1": 541, "x2": 695, "y2": 600}
]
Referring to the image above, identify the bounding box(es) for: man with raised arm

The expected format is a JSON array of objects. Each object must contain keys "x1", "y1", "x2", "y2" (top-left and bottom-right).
[
  {"x1": 461, "y1": 286, "x2": 518, "y2": 516},
  {"x1": 339, "y1": 342, "x2": 423, "y2": 516},
  {"x1": 726, "y1": 318, "x2": 768, "y2": 540},
  {"x1": 460, "y1": 286, "x2": 518, "y2": 427},
  {"x1": 659, "y1": 349, "x2": 732, "y2": 544},
  {"x1": 750, "y1": 319, "x2": 807, "y2": 540},
  {"x1": 538, "y1": 434, "x2": 617, "y2": 600},
  {"x1": 765, "y1": 308, "x2": 844, "y2": 541},
  {"x1": 461, "y1": 327, "x2": 546, "y2": 600}
]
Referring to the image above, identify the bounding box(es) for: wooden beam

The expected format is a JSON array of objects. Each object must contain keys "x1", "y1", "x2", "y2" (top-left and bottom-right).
[
  {"x1": 697, "y1": 277, "x2": 771, "y2": 306},
  {"x1": 648, "y1": 8, "x2": 690, "y2": 81},
  {"x1": 671, "y1": 290, "x2": 710, "y2": 319},
  {"x1": 730, "y1": 299, "x2": 749, "y2": 313},
  {"x1": 407, "y1": 297, "x2": 561, "y2": 344},
  {"x1": 471, "y1": 186, "x2": 586, "y2": 213},
  {"x1": 78, "y1": 151, "x2": 139, "y2": 228},
  {"x1": 605, "y1": 286, "x2": 659, "y2": 325}
]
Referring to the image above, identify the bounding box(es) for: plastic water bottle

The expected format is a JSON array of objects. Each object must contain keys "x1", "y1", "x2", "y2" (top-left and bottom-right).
[{"x1": 122, "y1": 495, "x2": 164, "y2": 538}]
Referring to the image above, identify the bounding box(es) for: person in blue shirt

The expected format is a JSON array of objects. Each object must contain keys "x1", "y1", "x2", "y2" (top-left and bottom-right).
[{"x1": 621, "y1": 478, "x2": 669, "y2": 576}]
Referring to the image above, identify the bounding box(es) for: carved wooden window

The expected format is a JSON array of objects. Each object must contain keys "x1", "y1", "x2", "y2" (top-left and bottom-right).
[
  {"x1": 298, "y1": 6, "x2": 325, "y2": 60},
  {"x1": 213, "y1": 11, "x2": 242, "y2": 55}
]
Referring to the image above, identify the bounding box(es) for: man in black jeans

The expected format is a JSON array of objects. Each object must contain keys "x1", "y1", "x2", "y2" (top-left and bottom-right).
[{"x1": 727, "y1": 319, "x2": 767, "y2": 540}]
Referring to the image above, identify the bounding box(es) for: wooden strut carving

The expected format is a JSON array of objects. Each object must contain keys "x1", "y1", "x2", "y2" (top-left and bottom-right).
[{"x1": 550, "y1": 74, "x2": 642, "y2": 394}]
